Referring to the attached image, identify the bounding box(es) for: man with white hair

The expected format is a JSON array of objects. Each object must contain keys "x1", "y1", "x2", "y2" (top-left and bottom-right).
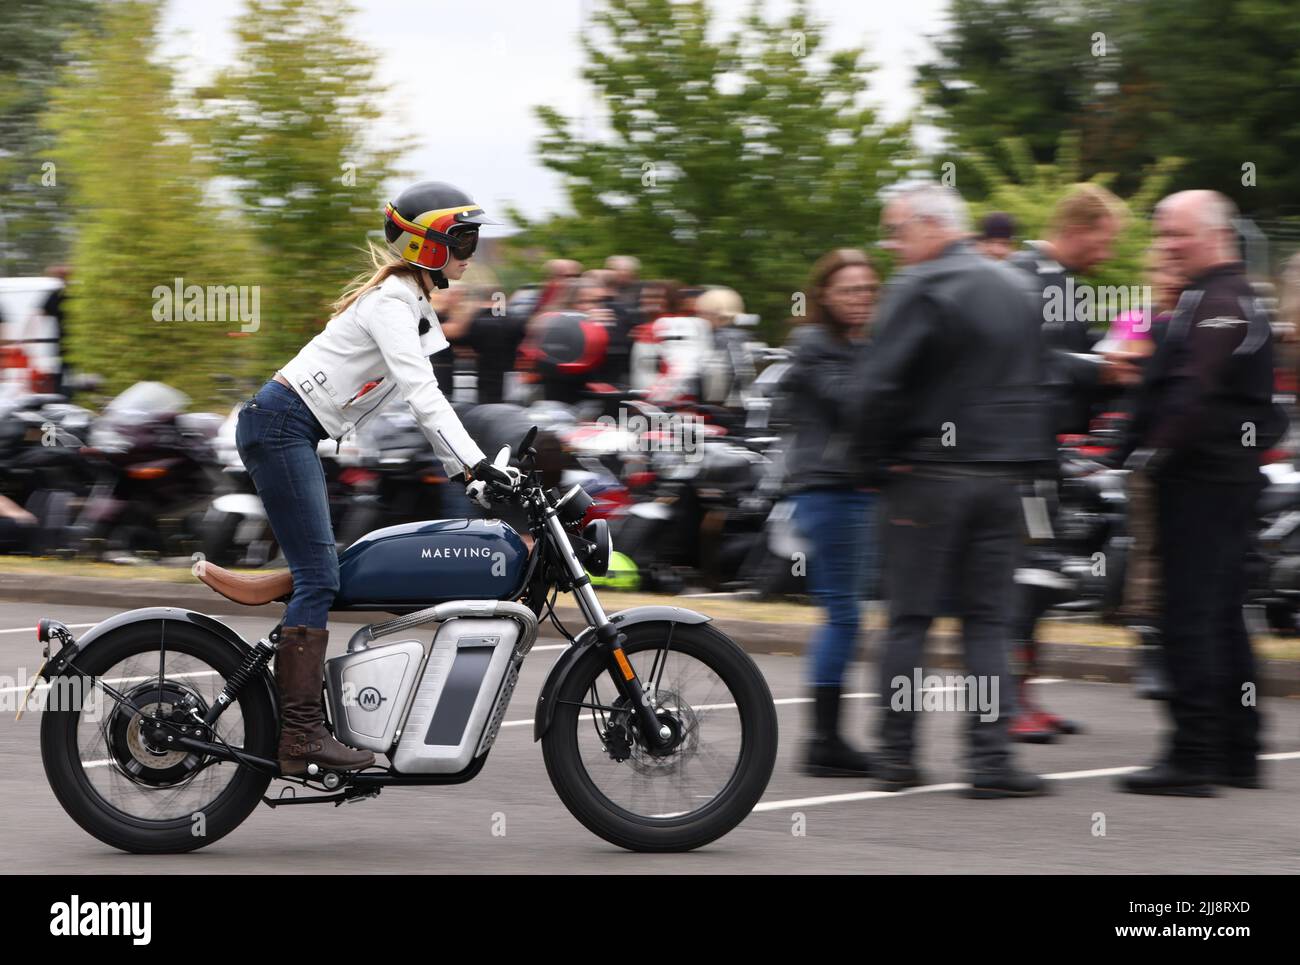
[
  {"x1": 1119, "y1": 189, "x2": 1287, "y2": 796},
  {"x1": 846, "y1": 182, "x2": 1056, "y2": 798}
]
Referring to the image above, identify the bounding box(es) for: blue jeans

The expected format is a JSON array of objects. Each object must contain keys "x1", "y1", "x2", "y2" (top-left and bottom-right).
[
  {"x1": 234, "y1": 379, "x2": 337, "y2": 629},
  {"x1": 793, "y1": 487, "x2": 876, "y2": 687}
]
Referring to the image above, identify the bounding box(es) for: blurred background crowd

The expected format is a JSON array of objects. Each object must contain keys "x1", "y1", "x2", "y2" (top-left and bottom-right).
[{"x1": 2, "y1": 0, "x2": 1299, "y2": 630}]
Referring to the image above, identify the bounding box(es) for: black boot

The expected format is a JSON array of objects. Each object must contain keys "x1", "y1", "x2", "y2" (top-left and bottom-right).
[
  {"x1": 1119, "y1": 762, "x2": 1216, "y2": 797},
  {"x1": 1131, "y1": 626, "x2": 1170, "y2": 700},
  {"x1": 967, "y1": 766, "x2": 1050, "y2": 799},
  {"x1": 875, "y1": 757, "x2": 925, "y2": 791},
  {"x1": 802, "y1": 685, "x2": 872, "y2": 777}
]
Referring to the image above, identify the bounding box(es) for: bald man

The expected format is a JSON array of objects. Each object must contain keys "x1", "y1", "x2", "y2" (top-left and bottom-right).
[{"x1": 1119, "y1": 190, "x2": 1287, "y2": 796}]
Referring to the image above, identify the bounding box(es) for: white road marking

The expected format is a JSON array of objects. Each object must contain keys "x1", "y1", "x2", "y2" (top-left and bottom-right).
[{"x1": 753, "y1": 753, "x2": 1300, "y2": 812}]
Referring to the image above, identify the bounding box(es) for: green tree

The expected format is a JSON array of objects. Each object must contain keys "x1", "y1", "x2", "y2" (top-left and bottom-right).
[
  {"x1": 1109, "y1": 0, "x2": 1300, "y2": 215},
  {"x1": 920, "y1": 0, "x2": 1300, "y2": 214},
  {"x1": 0, "y1": 0, "x2": 97, "y2": 275},
  {"x1": 506, "y1": 0, "x2": 912, "y2": 337},
  {"x1": 918, "y1": 0, "x2": 1122, "y2": 177},
  {"x1": 197, "y1": 0, "x2": 408, "y2": 367},
  {"x1": 43, "y1": 0, "x2": 259, "y2": 406}
]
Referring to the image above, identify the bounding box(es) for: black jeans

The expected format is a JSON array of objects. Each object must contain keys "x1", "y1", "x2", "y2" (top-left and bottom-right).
[
  {"x1": 877, "y1": 470, "x2": 1023, "y2": 775},
  {"x1": 1155, "y1": 474, "x2": 1263, "y2": 776}
]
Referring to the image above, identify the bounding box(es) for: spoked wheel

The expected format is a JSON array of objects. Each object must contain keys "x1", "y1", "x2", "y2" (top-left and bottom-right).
[
  {"x1": 40, "y1": 622, "x2": 276, "y2": 853},
  {"x1": 542, "y1": 621, "x2": 777, "y2": 852}
]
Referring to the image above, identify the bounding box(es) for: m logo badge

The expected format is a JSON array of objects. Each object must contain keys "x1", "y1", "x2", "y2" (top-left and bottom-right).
[{"x1": 357, "y1": 687, "x2": 385, "y2": 711}]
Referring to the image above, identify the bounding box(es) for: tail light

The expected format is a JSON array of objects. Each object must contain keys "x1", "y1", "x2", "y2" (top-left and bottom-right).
[{"x1": 126, "y1": 466, "x2": 169, "y2": 480}]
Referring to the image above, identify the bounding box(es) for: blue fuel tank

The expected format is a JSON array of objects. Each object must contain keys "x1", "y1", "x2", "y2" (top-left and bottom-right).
[{"x1": 334, "y1": 518, "x2": 529, "y2": 611}]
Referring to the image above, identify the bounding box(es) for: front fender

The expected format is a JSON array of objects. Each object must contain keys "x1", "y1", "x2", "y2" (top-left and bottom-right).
[
  {"x1": 533, "y1": 605, "x2": 711, "y2": 740},
  {"x1": 42, "y1": 607, "x2": 277, "y2": 715}
]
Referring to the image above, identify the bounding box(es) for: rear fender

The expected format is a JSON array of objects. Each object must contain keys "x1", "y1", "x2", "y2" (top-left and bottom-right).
[{"x1": 41, "y1": 607, "x2": 276, "y2": 714}]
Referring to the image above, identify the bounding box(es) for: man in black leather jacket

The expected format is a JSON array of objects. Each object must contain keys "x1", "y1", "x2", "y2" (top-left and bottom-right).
[
  {"x1": 845, "y1": 183, "x2": 1058, "y2": 798},
  {"x1": 1118, "y1": 190, "x2": 1286, "y2": 796}
]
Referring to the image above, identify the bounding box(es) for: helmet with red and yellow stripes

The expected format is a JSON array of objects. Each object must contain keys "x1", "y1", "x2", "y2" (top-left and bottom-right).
[{"x1": 383, "y1": 181, "x2": 499, "y2": 274}]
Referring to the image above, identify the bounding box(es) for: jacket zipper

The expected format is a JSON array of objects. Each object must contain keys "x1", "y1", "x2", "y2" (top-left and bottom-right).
[{"x1": 333, "y1": 381, "x2": 398, "y2": 453}]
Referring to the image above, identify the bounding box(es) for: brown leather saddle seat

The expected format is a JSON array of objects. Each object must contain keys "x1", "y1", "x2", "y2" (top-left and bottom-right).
[{"x1": 194, "y1": 560, "x2": 293, "y2": 606}]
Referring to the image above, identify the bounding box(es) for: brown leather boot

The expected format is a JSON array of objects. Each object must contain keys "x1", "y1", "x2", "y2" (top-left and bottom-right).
[{"x1": 275, "y1": 625, "x2": 375, "y2": 776}]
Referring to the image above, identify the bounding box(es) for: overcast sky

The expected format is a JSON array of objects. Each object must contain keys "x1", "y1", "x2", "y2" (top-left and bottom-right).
[{"x1": 160, "y1": 0, "x2": 950, "y2": 232}]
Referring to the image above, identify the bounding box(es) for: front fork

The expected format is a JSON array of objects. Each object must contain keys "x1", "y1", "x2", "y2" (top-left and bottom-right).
[{"x1": 593, "y1": 621, "x2": 672, "y2": 749}]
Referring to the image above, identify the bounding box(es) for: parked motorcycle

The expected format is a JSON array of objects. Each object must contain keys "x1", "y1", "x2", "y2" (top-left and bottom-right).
[
  {"x1": 79, "y1": 382, "x2": 223, "y2": 559},
  {"x1": 0, "y1": 392, "x2": 97, "y2": 554},
  {"x1": 34, "y1": 428, "x2": 778, "y2": 853},
  {"x1": 612, "y1": 404, "x2": 773, "y2": 593},
  {"x1": 1250, "y1": 460, "x2": 1300, "y2": 635}
]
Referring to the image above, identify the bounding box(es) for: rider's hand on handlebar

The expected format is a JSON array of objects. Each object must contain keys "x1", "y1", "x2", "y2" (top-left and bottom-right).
[
  {"x1": 465, "y1": 478, "x2": 493, "y2": 510},
  {"x1": 471, "y1": 458, "x2": 522, "y2": 488},
  {"x1": 466, "y1": 458, "x2": 523, "y2": 508}
]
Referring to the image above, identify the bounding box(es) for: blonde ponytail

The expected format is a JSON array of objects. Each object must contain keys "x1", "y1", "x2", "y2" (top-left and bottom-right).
[{"x1": 332, "y1": 241, "x2": 428, "y2": 316}]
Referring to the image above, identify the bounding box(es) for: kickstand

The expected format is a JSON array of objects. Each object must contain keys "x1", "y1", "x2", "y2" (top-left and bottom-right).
[{"x1": 261, "y1": 784, "x2": 381, "y2": 808}]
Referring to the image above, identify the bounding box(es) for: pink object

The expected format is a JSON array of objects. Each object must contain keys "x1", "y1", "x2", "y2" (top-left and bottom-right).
[
  {"x1": 1093, "y1": 309, "x2": 1154, "y2": 354},
  {"x1": 1106, "y1": 309, "x2": 1153, "y2": 342}
]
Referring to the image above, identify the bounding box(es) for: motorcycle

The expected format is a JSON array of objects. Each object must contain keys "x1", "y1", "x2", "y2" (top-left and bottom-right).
[
  {"x1": 1249, "y1": 460, "x2": 1300, "y2": 635},
  {"x1": 0, "y1": 392, "x2": 98, "y2": 555},
  {"x1": 33, "y1": 428, "x2": 778, "y2": 853},
  {"x1": 79, "y1": 382, "x2": 224, "y2": 559},
  {"x1": 1012, "y1": 442, "x2": 1130, "y2": 632}
]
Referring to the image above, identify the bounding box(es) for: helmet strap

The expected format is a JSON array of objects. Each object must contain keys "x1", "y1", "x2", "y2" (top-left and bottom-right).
[{"x1": 413, "y1": 266, "x2": 449, "y2": 292}]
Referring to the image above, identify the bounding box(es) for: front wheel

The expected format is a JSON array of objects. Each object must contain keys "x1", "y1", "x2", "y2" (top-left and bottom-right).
[{"x1": 541, "y1": 621, "x2": 777, "y2": 852}]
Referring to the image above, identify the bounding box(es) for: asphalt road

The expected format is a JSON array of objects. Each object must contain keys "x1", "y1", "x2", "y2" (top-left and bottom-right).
[{"x1": 2, "y1": 600, "x2": 1298, "y2": 874}]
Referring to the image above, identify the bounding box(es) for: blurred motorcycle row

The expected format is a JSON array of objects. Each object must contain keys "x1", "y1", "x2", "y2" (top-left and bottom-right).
[{"x1": 3, "y1": 307, "x2": 1300, "y2": 635}]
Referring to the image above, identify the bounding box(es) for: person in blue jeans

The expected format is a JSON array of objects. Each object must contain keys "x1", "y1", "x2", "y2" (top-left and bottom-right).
[
  {"x1": 235, "y1": 181, "x2": 518, "y2": 777},
  {"x1": 783, "y1": 248, "x2": 879, "y2": 776}
]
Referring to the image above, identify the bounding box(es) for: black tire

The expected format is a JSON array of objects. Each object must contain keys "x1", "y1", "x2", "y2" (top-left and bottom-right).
[
  {"x1": 40, "y1": 621, "x2": 276, "y2": 854},
  {"x1": 541, "y1": 621, "x2": 777, "y2": 852}
]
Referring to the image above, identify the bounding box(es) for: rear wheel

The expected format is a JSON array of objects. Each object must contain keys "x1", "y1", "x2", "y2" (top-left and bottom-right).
[
  {"x1": 541, "y1": 622, "x2": 777, "y2": 852},
  {"x1": 40, "y1": 621, "x2": 275, "y2": 853}
]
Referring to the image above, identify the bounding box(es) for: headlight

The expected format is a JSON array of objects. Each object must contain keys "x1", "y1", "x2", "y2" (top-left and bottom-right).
[
  {"x1": 552, "y1": 483, "x2": 594, "y2": 525},
  {"x1": 582, "y1": 518, "x2": 611, "y2": 576}
]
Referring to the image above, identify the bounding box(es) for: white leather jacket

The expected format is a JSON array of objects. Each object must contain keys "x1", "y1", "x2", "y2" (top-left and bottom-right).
[{"x1": 277, "y1": 272, "x2": 486, "y2": 477}]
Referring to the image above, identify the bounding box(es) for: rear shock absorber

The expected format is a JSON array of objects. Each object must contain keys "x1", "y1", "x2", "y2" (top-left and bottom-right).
[{"x1": 202, "y1": 625, "x2": 281, "y2": 726}]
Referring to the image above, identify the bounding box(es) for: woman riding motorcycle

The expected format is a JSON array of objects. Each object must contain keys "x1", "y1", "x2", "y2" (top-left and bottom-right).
[{"x1": 235, "y1": 181, "x2": 519, "y2": 777}]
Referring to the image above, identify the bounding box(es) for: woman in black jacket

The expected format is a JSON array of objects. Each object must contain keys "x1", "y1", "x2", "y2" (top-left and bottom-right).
[{"x1": 784, "y1": 249, "x2": 879, "y2": 776}]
